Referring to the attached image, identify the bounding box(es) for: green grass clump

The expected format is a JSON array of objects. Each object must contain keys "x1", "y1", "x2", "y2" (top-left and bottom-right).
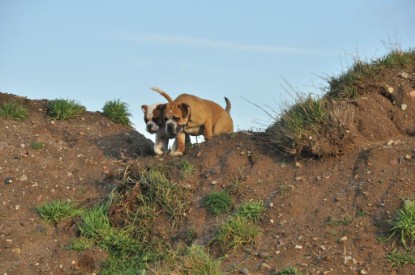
[
  {"x1": 387, "y1": 249, "x2": 415, "y2": 268},
  {"x1": 140, "y1": 167, "x2": 189, "y2": 229},
  {"x1": 213, "y1": 216, "x2": 259, "y2": 250},
  {"x1": 277, "y1": 266, "x2": 302, "y2": 275},
  {"x1": 37, "y1": 200, "x2": 84, "y2": 224},
  {"x1": 77, "y1": 203, "x2": 113, "y2": 240},
  {"x1": 31, "y1": 141, "x2": 45, "y2": 150},
  {"x1": 47, "y1": 99, "x2": 85, "y2": 120},
  {"x1": 211, "y1": 198, "x2": 264, "y2": 251},
  {"x1": 236, "y1": 201, "x2": 264, "y2": 223},
  {"x1": 389, "y1": 200, "x2": 415, "y2": 248},
  {"x1": 179, "y1": 245, "x2": 223, "y2": 275},
  {"x1": 266, "y1": 95, "x2": 328, "y2": 155},
  {"x1": 102, "y1": 99, "x2": 132, "y2": 126},
  {"x1": 179, "y1": 159, "x2": 195, "y2": 179},
  {"x1": 75, "y1": 200, "x2": 154, "y2": 273},
  {"x1": 203, "y1": 191, "x2": 232, "y2": 216},
  {"x1": 327, "y1": 49, "x2": 415, "y2": 99},
  {"x1": 69, "y1": 236, "x2": 95, "y2": 251},
  {"x1": 0, "y1": 102, "x2": 28, "y2": 120}
]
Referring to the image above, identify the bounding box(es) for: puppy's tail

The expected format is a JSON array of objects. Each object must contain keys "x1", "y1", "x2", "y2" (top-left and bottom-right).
[
  {"x1": 151, "y1": 87, "x2": 174, "y2": 103},
  {"x1": 224, "y1": 97, "x2": 231, "y2": 113}
]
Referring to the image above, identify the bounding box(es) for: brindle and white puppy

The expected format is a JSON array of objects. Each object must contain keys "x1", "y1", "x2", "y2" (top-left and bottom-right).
[{"x1": 141, "y1": 103, "x2": 169, "y2": 155}]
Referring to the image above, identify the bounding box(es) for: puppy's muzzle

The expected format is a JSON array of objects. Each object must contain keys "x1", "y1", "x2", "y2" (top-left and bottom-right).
[
  {"x1": 166, "y1": 122, "x2": 184, "y2": 137},
  {"x1": 146, "y1": 122, "x2": 160, "y2": 133}
]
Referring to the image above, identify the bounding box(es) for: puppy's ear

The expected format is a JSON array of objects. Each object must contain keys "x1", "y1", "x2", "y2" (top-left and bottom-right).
[
  {"x1": 154, "y1": 104, "x2": 167, "y2": 119},
  {"x1": 178, "y1": 103, "x2": 190, "y2": 118},
  {"x1": 155, "y1": 103, "x2": 166, "y2": 112},
  {"x1": 141, "y1": 105, "x2": 148, "y2": 113}
]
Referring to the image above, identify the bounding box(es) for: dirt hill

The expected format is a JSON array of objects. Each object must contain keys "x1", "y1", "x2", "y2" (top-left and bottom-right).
[{"x1": 1, "y1": 59, "x2": 415, "y2": 274}]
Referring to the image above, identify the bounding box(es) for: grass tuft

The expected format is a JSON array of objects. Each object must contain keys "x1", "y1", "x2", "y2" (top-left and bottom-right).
[
  {"x1": 37, "y1": 200, "x2": 84, "y2": 224},
  {"x1": 327, "y1": 49, "x2": 415, "y2": 99},
  {"x1": 203, "y1": 191, "x2": 232, "y2": 216},
  {"x1": 213, "y1": 216, "x2": 259, "y2": 250},
  {"x1": 266, "y1": 94, "x2": 328, "y2": 155},
  {"x1": 179, "y1": 159, "x2": 195, "y2": 179},
  {"x1": 236, "y1": 201, "x2": 264, "y2": 223},
  {"x1": 180, "y1": 245, "x2": 223, "y2": 275},
  {"x1": 31, "y1": 141, "x2": 45, "y2": 150},
  {"x1": 140, "y1": 167, "x2": 189, "y2": 228},
  {"x1": 77, "y1": 203, "x2": 112, "y2": 240},
  {"x1": 47, "y1": 99, "x2": 85, "y2": 120},
  {"x1": 387, "y1": 249, "x2": 415, "y2": 268},
  {"x1": 389, "y1": 200, "x2": 415, "y2": 248},
  {"x1": 277, "y1": 266, "x2": 303, "y2": 275},
  {"x1": 0, "y1": 101, "x2": 28, "y2": 120},
  {"x1": 102, "y1": 99, "x2": 132, "y2": 126}
]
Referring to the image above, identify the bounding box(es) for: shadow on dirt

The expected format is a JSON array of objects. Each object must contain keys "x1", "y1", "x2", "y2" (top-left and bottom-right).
[{"x1": 96, "y1": 130, "x2": 154, "y2": 159}]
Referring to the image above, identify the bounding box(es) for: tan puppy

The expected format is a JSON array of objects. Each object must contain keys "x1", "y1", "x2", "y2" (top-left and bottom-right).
[{"x1": 152, "y1": 87, "x2": 234, "y2": 156}]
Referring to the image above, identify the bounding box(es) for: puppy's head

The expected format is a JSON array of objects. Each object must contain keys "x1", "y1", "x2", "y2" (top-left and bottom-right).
[
  {"x1": 163, "y1": 103, "x2": 190, "y2": 137},
  {"x1": 141, "y1": 103, "x2": 166, "y2": 134}
]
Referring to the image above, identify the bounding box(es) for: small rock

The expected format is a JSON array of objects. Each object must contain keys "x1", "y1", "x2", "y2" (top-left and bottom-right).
[
  {"x1": 19, "y1": 175, "x2": 28, "y2": 182},
  {"x1": 239, "y1": 267, "x2": 249, "y2": 275},
  {"x1": 405, "y1": 154, "x2": 412, "y2": 160},
  {"x1": 339, "y1": 236, "x2": 348, "y2": 242},
  {"x1": 259, "y1": 251, "x2": 270, "y2": 258},
  {"x1": 295, "y1": 162, "x2": 302, "y2": 168},
  {"x1": 4, "y1": 177, "x2": 13, "y2": 185},
  {"x1": 401, "y1": 103, "x2": 408, "y2": 111},
  {"x1": 387, "y1": 140, "x2": 394, "y2": 146},
  {"x1": 389, "y1": 158, "x2": 399, "y2": 165},
  {"x1": 399, "y1": 71, "x2": 410, "y2": 79},
  {"x1": 20, "y1": 143, "x2": 25, "y2": 149},
  {"x1": 409, "y1": 90, "x2": 415, "y2": 98},
  {"x1": 344, "y1": 255, "x2": 352, "y2": 264},
  {"x1": 211, "y1": 180, "x2": 218, "y2": 185},
  {"x1": 295, "y1": 245, "x2": 303, "y2": 249},
  {"x1": 35, "y1": 225, "x2": 46, "y2": 233},
  {"x1": 360, "y1": 269, "x2": 368, "y2": 274},
  {"x1": 320, "y1": 245, "x2": 326, "y2": 251},
  {"x1": 260, "y1": 263, "x2": 272, "y2": 271},
  {"x1": 387, "y1": 85, "x2": 394, "y2": 93},
  {"x1": 269, "y1": 202, "x2": 274, "y2": 208}
]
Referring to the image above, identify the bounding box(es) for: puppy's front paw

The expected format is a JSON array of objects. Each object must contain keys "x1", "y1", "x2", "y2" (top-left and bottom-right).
[
  {"x1": 154, "y1": 146, "x2": 164, "y2": 156},
  {"x1": 170, "y1": 151, "x2": 183, "y2": 157}
]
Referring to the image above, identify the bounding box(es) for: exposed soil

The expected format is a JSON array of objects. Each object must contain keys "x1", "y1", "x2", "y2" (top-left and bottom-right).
[{"x1": 1, "y1": 64, "x2": 415, "y2": 274}]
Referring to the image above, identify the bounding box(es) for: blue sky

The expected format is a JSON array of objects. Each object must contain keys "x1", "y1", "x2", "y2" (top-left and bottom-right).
[{"x1": 1, "y1": 1, "x2": 414, "y2": 139}]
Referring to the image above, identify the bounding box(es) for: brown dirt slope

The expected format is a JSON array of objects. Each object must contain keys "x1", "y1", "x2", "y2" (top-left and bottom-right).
[{"x1": 0, "y1": 63, "x2": 415, "y2": 274}]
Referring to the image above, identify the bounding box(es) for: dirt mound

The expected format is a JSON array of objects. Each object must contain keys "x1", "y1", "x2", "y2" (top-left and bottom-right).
[
  {"x1": 0, "y1": 92, "x2": 153, "y2": 274},
  {"x1": 1, "y1": 59, "x2": 415, "y2": 274}
]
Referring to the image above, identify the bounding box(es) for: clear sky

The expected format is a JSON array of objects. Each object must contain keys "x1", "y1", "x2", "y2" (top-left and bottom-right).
[{"x1": 1, "y1": 1, "x2": 414, "y2": 140}]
